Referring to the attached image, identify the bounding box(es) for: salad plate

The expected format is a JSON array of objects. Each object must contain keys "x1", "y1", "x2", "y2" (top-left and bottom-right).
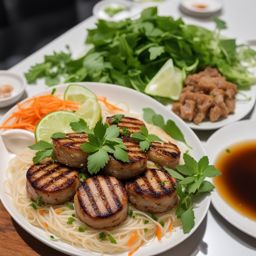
[{"x1": 0, "y1": 82, "x2": 211, "y2": 256}]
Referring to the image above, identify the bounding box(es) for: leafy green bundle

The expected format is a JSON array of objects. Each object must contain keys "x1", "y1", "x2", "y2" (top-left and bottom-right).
[{"x1": 25, "y1": 7, "x2": 256, "y2": 91}]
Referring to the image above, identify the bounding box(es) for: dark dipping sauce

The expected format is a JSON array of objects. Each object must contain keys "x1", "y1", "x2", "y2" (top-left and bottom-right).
[{"x1": 214, "y1": 141, "x2": 256, "y2": 220}]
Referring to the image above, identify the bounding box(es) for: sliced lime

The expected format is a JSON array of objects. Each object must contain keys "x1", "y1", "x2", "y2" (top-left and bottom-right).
[
  {"x1": 64, "y1": 84, "x2": 97, "y2": 104},
  {"x1": 35, "y1": 111, "x2": 79, "y2": 142},
  {"x1": 75, "y1": 98, "x2": 101, "y2": 128},
  {"x1": 145, "y1": 59, "x2": 184, "y2": 100}
]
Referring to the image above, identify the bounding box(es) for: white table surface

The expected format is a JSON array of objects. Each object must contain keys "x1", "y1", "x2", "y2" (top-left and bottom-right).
[{"x1": 1, "y1": 0, "x2": 256, "y2": 255}]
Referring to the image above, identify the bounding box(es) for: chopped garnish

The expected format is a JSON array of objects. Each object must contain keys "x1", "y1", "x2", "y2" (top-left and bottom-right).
[
  {"x1": 99, "y1": 232, "x2": 117, "y2": 244},
  {"x1": 159, "y1": 221, "x2": 165, "y2": 227},
  {"x1": 67, "y1": 216, "x2": 75, "y2": 225},
  {"x1": 144, "y1": 228, "x2": 148, "y2": 233},
  {"x1": 128, "y1": 232, "x2": 138, "y2": 247},
  {"x1": 54, "y1": 208, "x2": 62, "y2": 214},
  {"x1": 51, "y1": 88, "x2": 56, "y2": 95},
  {"x1": 149, "y1": 213, "x2": 157, "y2": 221},
  {"x1": 165, "y1": 154, "x2": 220, "y2": 233},
  {"x1": 97, "y1": 96, "x2": 123, "y2": 112},
  {"x1": 43, "y1": 222, "x2": 49, "y2": 229},
  {"x1": 79, "y1": 172, "x2": 88, "y2": 182},
  {"x1": 131, "y1": 126, "x2": 161, "y2": 151},
  {"x1": 80, "y1": 121, "x2": 129, "y2": 174},
  {"x1": 128, "y1": 209, "x2": 136, "y2": 218},
  {"x1": 78, "y1": 226, "x2": 86, "y2": 232},
  {"x1": 50, "y1": 235, "x2": 57, "y2": 240},
  {"x1": 155, "y1": 226, "x2": 162, "y2": 240},
  {"x1": 65, "y1": 202, "x2": 74, "y2": 210},
  {"x1": 38, "y1": 209, "x2": 48, "y2": 216},
  {"x1": 121, "y1": 127, "x2": 131, "y2": 137},
  {"x1": 30, "y1": 197, "x2": 44, "y2": 209},
  {"x1": 168, "y1": 223, "x2": 173, "y2": 233},
  {"x1": 144, "y1": 220, "x2": 149, "y2": 224}
]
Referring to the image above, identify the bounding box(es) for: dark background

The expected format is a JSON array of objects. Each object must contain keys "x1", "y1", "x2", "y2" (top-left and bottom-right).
[{"x1": 0, "y1": 0, "x2": 99, "y2": 69}]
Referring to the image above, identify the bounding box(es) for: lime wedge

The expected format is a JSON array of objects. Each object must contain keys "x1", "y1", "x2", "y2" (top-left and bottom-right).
[
  {"x1": 145, "y1": 59, "x2": 184, "y2": 100},
  {"x1": 35, "y1": 111, "x2": 79, "y2": 142},
  {"x1": 64, "y1": 84, "x2": 101, "y2": 128},
  {"x1": 64, "y1": 84, "x2": 97, "y2": 104},
  {"x1": 76, "y1": 98, "x2": 101, "y2": 128}
]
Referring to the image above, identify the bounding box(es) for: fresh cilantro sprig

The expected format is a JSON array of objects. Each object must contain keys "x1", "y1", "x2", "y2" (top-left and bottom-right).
[
  {"x1": 29, "y1": 141, "x2": 54, "y2": 164},
  {"x1": 70, "y1": 119, "x2": 91, "y2": 133},
  {"x1": 111, "y1": 114, "x2": 124, "y2": 124},
  {"x1": 143, "y1": 108, "x2": 189, "y2": 147},
  {"x1": 131, "y1": 126, "x2": 161, "y2": 151},
  {"x1": 80, "y1": 121, "x2": 129, "y2": 174},
  {"x1": 165, "y1": 153, "x2": 220, "y2": 233}
]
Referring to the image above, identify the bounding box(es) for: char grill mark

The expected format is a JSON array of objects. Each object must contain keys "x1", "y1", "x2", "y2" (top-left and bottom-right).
[
  {"x1": 123, "y1": 138, "x2": 146, "y2": 161},
  {"x1": 77, "y1": 176, "x2": 124, "y2": 218},
  {"x1": 151, "y1": 142, "x2": 180, "y2": 158},
  {"x1": 134, "y1": 169, "x2": 175, "y2": 198},
  {"x1": 106, "y1": 116, "x2": 145, "y2": 133},
  {"x1": 27, "y1": 163, "x2": 78, "y2": 192},
  {"x1": 56, "y1": 133, "x2": 88, "y2": 149}
]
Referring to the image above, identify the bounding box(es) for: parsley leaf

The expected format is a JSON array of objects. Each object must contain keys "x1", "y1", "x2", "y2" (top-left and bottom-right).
[
  {"x1": 67, "y1": 216, "x2": 75, "y2": 225},
  {"x1": 70, "y1": 119, "x2": 91, "y2": 133},
  {"x1": 65, "y1": 202, "x2": 74, "y2": 210},
  {"x1": 98, "y1": 232, "x2": 117, "y2": 244},
  {"x1": 29, "y1": 140, "x2": 54, "y2": 164},
  {"x1": 51, "y1": 132, "x2": 66, "y2": 139},
  {"x1": 165, "y1": 153, "x2": 220, "y2": 233},
  {"x1": 29, "y1": 141, "x2": 52, "y2": 151},
  {"x1": 111, "y1": 114, "x2": 124, "y2": 124},
  {"x1": 214, "y1": 17, "x2": 227, "y2": 30},
  {"x1": 78, "y1": 226, "x2": 86, "y2": 232},
  {"x1": 81, "y1": 121, "x2": 129, "y2": 174},
  {"x1": 131, "y1": 126, "x2": 161, "y2": 151},
  {"x1": 143, "y1": 108, "x2": 188, "y2": 146}
]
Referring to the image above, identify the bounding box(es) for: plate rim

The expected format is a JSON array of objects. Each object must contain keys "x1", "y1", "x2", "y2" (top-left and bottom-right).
[
  {"x1": 206, "y1": 119, "x2": 256, "y2": 238},
  {"x1": 0, "y1": 82, "x2": 211, "y2": 256}
]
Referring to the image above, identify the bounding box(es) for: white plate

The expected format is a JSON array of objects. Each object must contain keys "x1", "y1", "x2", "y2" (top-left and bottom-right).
[
  {"x1": 185, "y1": 88, "x2": 256, "y2": 130},
  {"x1": 0, "y1": 82, "x2": 210, "y2": 256},
  {"x1": 206, "y1": 120, "x2": 256, "y2": 238}
]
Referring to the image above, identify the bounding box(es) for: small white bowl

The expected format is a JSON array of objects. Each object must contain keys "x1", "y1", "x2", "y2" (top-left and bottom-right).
[
  {"x1": 0, "y1": 71, "x2": 26, "y2": 108},
  {"x1": 180, "y1": 0, "x2": 223, "y2": 17}
]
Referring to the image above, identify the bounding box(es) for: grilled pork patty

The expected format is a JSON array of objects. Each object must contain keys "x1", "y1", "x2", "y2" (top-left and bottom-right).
[
  {"x1": 53, "y1": 133, "x2": 88, "y2": 168},
  {"x1": 26, "y1": 162, "x2": 79, "y2": 205},
  {"x1": 74, "y1": 176, "x2": 128, "y2": 229},
  {"x1": 126, "y1": 169, "x2": 177, "y2": 213},
  {"x1": 106, "y1": 116, "x2": 145, "y2": 134},
  {"x1": 148, "y1": 141, "x2": 180, "y2": 168},
  {"x1": 104, "y1": 137, "x2": 147, "y2": 180}
]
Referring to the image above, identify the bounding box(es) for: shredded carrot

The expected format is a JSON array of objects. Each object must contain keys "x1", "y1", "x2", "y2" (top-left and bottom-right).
[
  {"x1": 127, "y1": 231, "x2": 138, "y2": 247},
  {"x1": 0, "y1": 94, "x2": 78, "y2": 132},
  {"x1": 97, "y1": 96, "x2": 123, "y2": 112},
  {"x1": 43, "y1": 222, "x2": 49, "y2": 229},
  {"x1": 156, "y1": 226, "x2": 162, "y2": 241},
  {"x1": 169, "y1": 223, "x2": 173, "y2": 233},
  {"x1": 38, "y1": 209, "x2": 48, "y2": 216},
  {"x1": 128, "y1": 242, "x2": 142, "y2": 256},
  {"x1": 54, "y1": 208, "x2": 62, "y2": 215}
]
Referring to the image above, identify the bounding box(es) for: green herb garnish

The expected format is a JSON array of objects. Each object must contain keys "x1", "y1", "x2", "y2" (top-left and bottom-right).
[
  {"x1": 67, "y1": 216, "x2": 75, "y2": 225},
  {"x1": 29, "y1": 140, "x2": 53, "y2": 164},
  {"x1": 78, "y1": 226, "x2": 86, "y2": 232},
  {"x1": 70, "y1": 119, "x2": 91, "y2": 133},
  {"x1": 80, "y1": 121, "x2": 129, "y2": 174},
  {"x1": 65, "y1": 202, "x2": 74, "y2": 210},
  {"x1": 144, "y1": 220, "x2": 149, "y2": 224},
  {"x1": 98, "y1": 232, "x2": 117, "y2": 244},
  {"x1": 131, "y1": 126, "x2": 161, "y2": 151},
  {"x1": 79, "y1": 172, "x2": 88, "y2": 182},
  {"x1": 51, "y1": 132, "x2": 66, "y2": 139},
  {"x1": 111, "y1": 114, "x2": 124, "y2": 124},
  {"x1": 143, "y1": 108, "x2": 189, "y2": 147},
  {"x1": 121, "y1": 127, "x2": 131, "y2": 137},
  {"x1": 30, "y1": 197, "x2": 44, "y2": 209},
  {"x1": 165, "y1": 154, "x2": 220, "y2": 233}
]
